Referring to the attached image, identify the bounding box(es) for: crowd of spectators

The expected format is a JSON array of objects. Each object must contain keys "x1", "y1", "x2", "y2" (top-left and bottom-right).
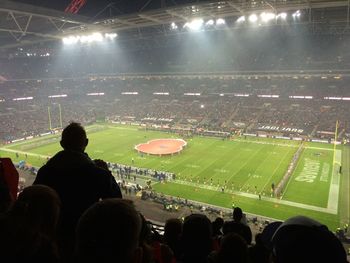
[{"x1": 0, "y1": 76, "x2": 349, "y2": 142}]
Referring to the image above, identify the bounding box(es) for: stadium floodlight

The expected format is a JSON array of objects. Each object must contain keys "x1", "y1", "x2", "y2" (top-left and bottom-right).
[
  {"x1": 153, "y1": 92, "x2": 170, "y2": 95},
  {"x1": 170, "y1": 22, "x2": 178, "y2": 30},
  {"x1": 234, "y1": 94, "x2": 249, "y2": 97},
  {"x1": 289, "y1": 95, "x2": 313, "y2": 99},
  {"x1": 292, "y1": 10, "x2": 301, "y2": 18},
  {"x1": 276, "y1": 13, "x2": 287, "y2": 20},
  {"x1": 205, "y1": 19, "x2": 215, "y2": 26},
  {"x1": 62, "y1": 36, "x2": 79, "y2": 45},
  {"x1": 184, "y1": 19, "x2": 204, "y2": 31},
  {"x1": 184, "y1": 93, "x2": 201, "y2": 96},
  {"x1": 237, "y1": 16, "x2": 245, "y2": 23},
  {"x1": 80, "y1": 32, "x2": 103, "y2": 43},
  {"x1": 87, "y1": 93, "x2": 105, "y2": 96},
  {"x1": 13, "y1": 97, "x2": 33, "y2": 101},
  {"x1": 105, "y1": 33, "x2": 117, "y2": 40},
  {"x1": 216, "y1": 18, "x2": 226, "y2": 25},
  {"x1": 48, "y1": 94, "x2": 67, "y2": 98},
  {"x1": 324, "y1": 97, "x2": 342, "y2": 100},
  {"x1": 122, "y1": 92, "x2": 138, "y2": 95},
  {"x1": 260, "y1": 12, "x2": 275, "y2": 22},
  {"x1": 248, "y1": 14, "x2": 258, "y2": 23},
  {"x1": 258, "y1": 95, "x2": 279, "y2": 98}
]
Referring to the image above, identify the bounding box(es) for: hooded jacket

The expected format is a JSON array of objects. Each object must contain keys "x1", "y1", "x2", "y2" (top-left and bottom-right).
[{"x1": 33, "y1": 150, "x2": 122, "y2": 235}]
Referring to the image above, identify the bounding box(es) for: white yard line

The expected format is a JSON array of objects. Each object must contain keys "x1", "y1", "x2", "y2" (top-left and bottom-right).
[{"x1": 261, "y1": 146, "x2": 295, "y2": 194}]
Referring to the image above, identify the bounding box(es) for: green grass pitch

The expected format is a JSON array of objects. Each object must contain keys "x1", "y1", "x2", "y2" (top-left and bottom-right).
[{"x1": 1, "y1": 124, "x2": 348, "y2": 229}]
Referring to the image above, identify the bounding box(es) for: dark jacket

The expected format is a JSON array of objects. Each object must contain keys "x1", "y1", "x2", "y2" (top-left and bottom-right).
[
  {"x1": 33, "y1": 150, "x2": 122, "y2": 235},
  {"x1": 222, "y1": 221, "x2": 252, "y2": 245}
]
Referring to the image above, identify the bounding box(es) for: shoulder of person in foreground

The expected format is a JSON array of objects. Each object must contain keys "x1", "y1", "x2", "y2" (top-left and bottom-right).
[{"x1": 93, "y1": 165, "x2": 122, "y2": 199}]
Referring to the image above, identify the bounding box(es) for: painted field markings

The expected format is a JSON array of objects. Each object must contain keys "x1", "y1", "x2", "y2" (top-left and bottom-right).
[
  {"x1": 161, "y1": 160, "x2": 173, "y2": 164},
  {"x1": 185, "y1": 164, "x2": 200, "y2": 169},
  {"x1": 214, "y1": 168, "x2": 229, "y2": 173},
  {"x1": 171, "y1": 180, "x2": 337, "y2": 214},
  {"x1": 280, "y1": 148, "x2": 340, "y2": 215},
  {"x1": 235, "y1": 138, "x2": 334, "y2": 152},
  {"x1": 239, "y1": 146, "x2": 279, "y2": 190},
  {"x1": 204, "y1": 142, "x2": 244, "y2": 183},
  {"x1": 226, "y1": 144, "x2": 268, "y2": 184},
  {"x1": 327, "y1": 149, "x2": 341, "y2": 212},
  {"x1": 261, "y1": 146, "x2": 296, "y2": 194}
]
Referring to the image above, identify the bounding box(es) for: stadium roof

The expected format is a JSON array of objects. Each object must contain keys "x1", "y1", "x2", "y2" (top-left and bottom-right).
[{"x1": 1, "y1": 0, "x2": 350, "y2": 50}]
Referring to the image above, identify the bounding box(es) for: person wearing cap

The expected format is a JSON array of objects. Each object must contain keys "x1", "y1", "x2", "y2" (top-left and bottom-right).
[{"x1": 271, "y1": 215, "x2": 347, "y2": 263}]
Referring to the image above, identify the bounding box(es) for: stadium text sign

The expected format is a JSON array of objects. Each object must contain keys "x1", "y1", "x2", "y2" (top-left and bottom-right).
[{"x1": 258, "y1": 125, "x2": 304, "y2": 134}]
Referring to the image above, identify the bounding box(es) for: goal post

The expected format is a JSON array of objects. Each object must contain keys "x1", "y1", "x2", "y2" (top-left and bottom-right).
[{"x1": 47, "y1": 103, "x2": 63, "y2": 131}]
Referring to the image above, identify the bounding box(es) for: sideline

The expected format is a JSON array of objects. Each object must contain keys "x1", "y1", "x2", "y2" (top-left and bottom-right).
[
  {"x1": 171, "y1": 180, "x2": 337, "y2": 214},
  {"x1": 0, "y1": 147, "x2": 49, "y2": 159}
]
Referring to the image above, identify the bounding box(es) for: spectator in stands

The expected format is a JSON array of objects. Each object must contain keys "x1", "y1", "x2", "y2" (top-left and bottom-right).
[
  {"x1": 248, "y1": 233, "x2": 270, "y2": 263},
  {"x1": 0, "y1": 158, "x2": 19, "y2": 213},
  {"x1": 33, "y1": 122, "x2": 122, "y2": 262},
  {"x1": 0, "y1": 173, "x2": 11, "y2": 213},
  {"x1": 208, "y1": 233, "x2": 248, "y2": 263},
  {"x1": 179, "y1": 214, "x2": 213, "y2": 263},
  {"x1": 212, "y1": 217, "x2": 224, "y2": 251},
  {"x1": 163, "y1": 218, "x2": 183, "y2": 260},
  {"x1": 271, "y1": 215, "x2": 347, "y2": 263},
  {"x1": 249, "y1": 220, "x2": 283, "y2": 263},
  {"x1": 75, "y1": 199, "x2": 143, "y2": 263},
  {"x1": 0, "y1": 185, "x2": 61, "y2": 262},
  {"x1": 212, "y1": 217, "x2": 224, "y2": 237},
  {"x1": 222, "y1": 207, "x2": 252, "y2": 244}
]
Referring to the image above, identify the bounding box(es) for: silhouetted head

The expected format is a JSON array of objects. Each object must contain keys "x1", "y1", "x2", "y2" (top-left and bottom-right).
[
  {"x1": 76, "y1": 199, "x2": 143, "y2": 263},
  {"x1": 10, "y1": 185, "x2": 61, "y2": 237},
  {"x1": 271, "y1": 216, "x2": 347, "y2": 263},
  {"x1": 60, "y1": 122, "x2": 88, "y2": 152},
  {"x1": 218, "y1": 233, "x2": 248, "y2": 263},
  {"x1": 181, "y1": 214, "x2": 212, "y2": 261},
  {"x1": 212, "y1": 217, "x2": 224, "y2": 236},
  {"x1": 233, "y1": 207, "x2": 243, "y2": 222},
  {"x1": 164, "y1": 218, "x2": 183, "y2": 244}
]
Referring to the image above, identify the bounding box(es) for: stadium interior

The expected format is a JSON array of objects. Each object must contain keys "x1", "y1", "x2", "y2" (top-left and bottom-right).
[{"x1": 0, "y1": 0, "x2": 350, "y2": 262}]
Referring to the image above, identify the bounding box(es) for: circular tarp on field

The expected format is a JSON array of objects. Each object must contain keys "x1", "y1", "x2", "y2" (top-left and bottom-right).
[{"x1": 135, "y1": 139, "x2": 187, "y2": 156}]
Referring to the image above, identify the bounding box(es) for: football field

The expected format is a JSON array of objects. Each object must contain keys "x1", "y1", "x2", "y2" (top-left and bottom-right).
[{"x1": 1, "y1": 124, "x2": 348, "y2": 229}]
